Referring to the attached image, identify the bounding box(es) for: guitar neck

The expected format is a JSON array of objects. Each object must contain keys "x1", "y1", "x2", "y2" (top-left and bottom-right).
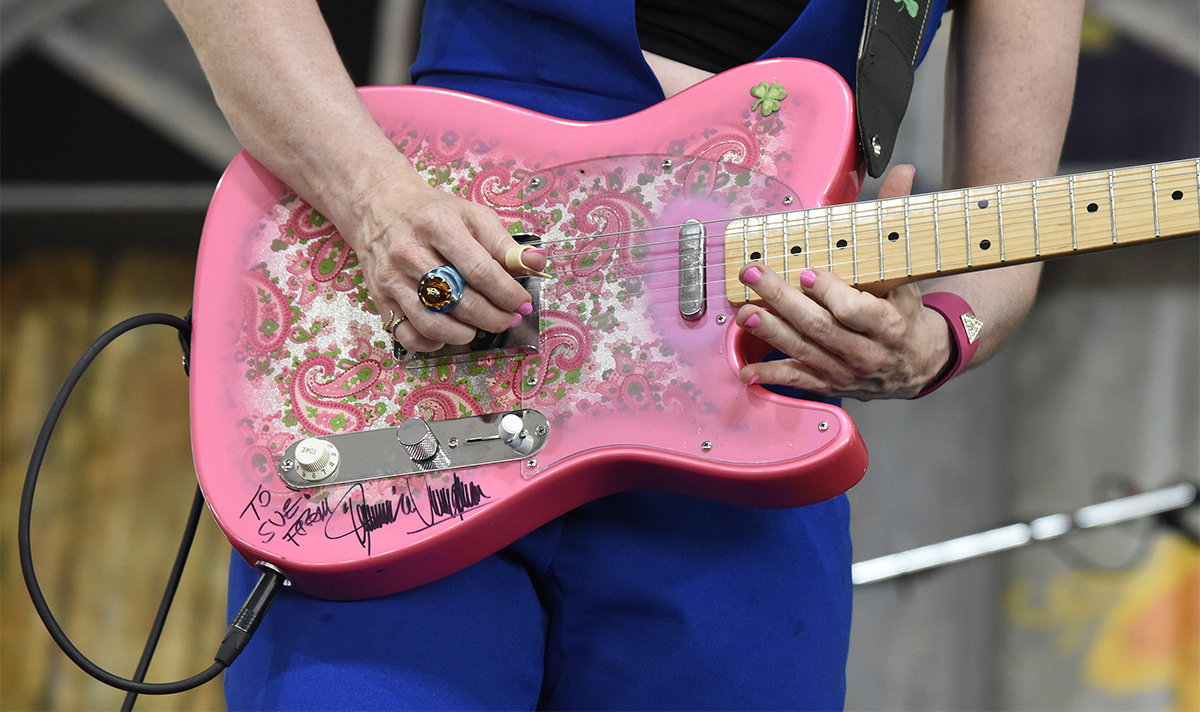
[{"x1": 725, "y1": 158, "x2": 1200, "y2": 299}]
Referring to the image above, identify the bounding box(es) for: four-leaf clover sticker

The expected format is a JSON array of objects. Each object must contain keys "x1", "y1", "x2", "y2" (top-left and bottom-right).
[
  {"x1": 895, "y1": 0, "x2": 918, "y2": 17},
  {"x1": 750, "y1": 81, "x2": 787, "y2": 117}
]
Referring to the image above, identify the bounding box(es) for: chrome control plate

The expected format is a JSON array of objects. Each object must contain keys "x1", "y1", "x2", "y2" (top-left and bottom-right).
[{"x1": 276, "y1": 410, "x2": 550, "y2": 489}]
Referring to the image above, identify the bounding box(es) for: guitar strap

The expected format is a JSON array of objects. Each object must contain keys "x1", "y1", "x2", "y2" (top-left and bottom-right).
[{"x1": 856, "y1": 0, "x2": 935, "y2": 177}]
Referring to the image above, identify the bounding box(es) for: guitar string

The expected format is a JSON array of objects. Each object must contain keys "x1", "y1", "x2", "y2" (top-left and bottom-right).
[
  {"x1": 527, "y1": 191, "x2": 1195, "y2": 303},
  {"x1": 279, "y1": 163, "x2": 1190, "y2": 307},
  {"x1": 523, "y1": 164, "x2": 1197, "y2": 259},
  {"x1": 528, "y1": 172, "x2": 1197, "y2": 300}
]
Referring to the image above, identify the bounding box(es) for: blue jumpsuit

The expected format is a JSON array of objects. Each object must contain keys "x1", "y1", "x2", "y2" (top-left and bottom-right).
[{"x1": 224, "y1": 1, "x2": 948, "y2": 708}]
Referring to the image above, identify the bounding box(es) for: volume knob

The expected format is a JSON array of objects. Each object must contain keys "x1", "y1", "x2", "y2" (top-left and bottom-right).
[{"x1": 397, "y1": 417, "x2": 442, "y2": 463}]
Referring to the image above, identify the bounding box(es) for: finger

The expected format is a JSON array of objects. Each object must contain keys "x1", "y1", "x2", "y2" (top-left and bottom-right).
[
  {"x1": 390, "y1": 315, "x2": 447, "y2": 353},
  {"x1": 739, "y1": 357, "x2": 831, "y2": 393},
  {"x1": 367, "y1": 255, "x2": 488, "y2": 346},
  {"x1": 392, "y1": 237, "x2": 527, "y2": 340},
  {"x1": 735, "y1": 305, "x2": 852, "y2": 385},
  {"x1": 368, "y1": 285, "x2": 451, "y2": 352},
  {"x1": 877, "y1": 164, "x2": 916, "y2": 200},
  {"x1": 794, "y1": 267, "x2": 897, "y2": 338},
  {"x1": 504, "y1": 243, "x2": 551, "y2": 279},
  {"x1": 433, "y1": 203, "x2": 538, "y2": 313},
  {"x1": 740, "y1": 262, "x2": 844, "y2": 347}
]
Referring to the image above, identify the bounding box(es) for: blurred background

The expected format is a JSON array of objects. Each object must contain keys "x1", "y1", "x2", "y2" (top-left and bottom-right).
[{"x1": 1, "y1": 1, "x2": 1196, "y2": 710}]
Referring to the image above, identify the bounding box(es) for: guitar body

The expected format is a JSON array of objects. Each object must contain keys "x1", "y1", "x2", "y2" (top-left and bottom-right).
[{"x1": 190, "y1": 59, "x2": 870, "y2": 601}]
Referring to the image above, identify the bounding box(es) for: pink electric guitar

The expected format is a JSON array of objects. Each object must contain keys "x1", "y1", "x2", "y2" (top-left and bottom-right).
[{"x1": 190, "y1": 59, "x2": 1199, "y2": 601}]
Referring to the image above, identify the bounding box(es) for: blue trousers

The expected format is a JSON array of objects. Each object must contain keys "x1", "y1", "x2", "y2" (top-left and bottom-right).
[{"x1": 224, "y1": 491, "x2": 852, "y2": 711}]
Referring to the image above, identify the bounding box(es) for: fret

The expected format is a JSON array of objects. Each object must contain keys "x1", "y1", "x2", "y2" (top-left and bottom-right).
[
  {"x1": 851, "y1": 201, "x2": 882, "y2": 284},
  {"x1": 850, "y1": 203, "x2": 861, "y2": 284},
  {"x1": 1108, "y1": 170, "x2": 1118, "y2": 244},
  {"x1": 933, "y1": 189, "x2": 968, "y2": 273},
  {"x1": 903, "y1": 196, "x2": 912, "y2": 277},
  {"x1": 1155, "y1": 159, "x2": 1200, "y2": 239},
  {"x1": 877, "y1": 196, "x2": 910, "y2": 281},
  {"x1": 803, "y1": 207, "x2": 833, "y2": 273},
  {"x1": 933, "y1": 191, "x2": 941, "y2": 271},
  {"x1": 742, "y1": 219, "x2": 752, "y2": 299},
  {"x1": 1032, "y1": 179, "x2": 1041, "y2": 256},
  {"x1": 760, "y1": 214, "x2": 787, "y2": 284},
  {"x1": 781, "y1": 215, "x2": 790, "y2": 283},
  {"x1": 876, "y1": 201, "x2": 885, "y2": 282},
  {"x1": 732, "y1": 218, "x2": 750, "y2": 302},
  {"x1": 904, "y1": 193, "x2": 938, "y2": 277},
  {"x1": 721, "y1": 217, "x2": 746, "y2": 303},
  {"x1": 964, "y1": 187, "x2": 973, "y2": 267},
  {"x1": 803, "y1": 209, "x2": 811, "y2": 270},
  {"x1": 827, "y1": 205, "x2": 856, "y2": 282},
  {"x1": 1152, "y1": 164, "x2": 1160, "y2": 236},
  {"x1": 1109, "y1": 166, "x2": 1158, "y2": 246},
  {"x1": 1034, "y1": 176, "x2": 1075, "y2": 255},
  {"x1": 1069, "y1": 175, "x2": 1078, "y2": 250},
  {"x1": 824, "y1": 207, "x2": 835, "y2": 273},
  {"x1": 1071, "y1": 171, "x2": 1116, "y2": 250},
  {"x1": 997, "y1": 183, "x2": 1006, "y2": 260},
  {"x1": 998, "y1": 178, "x2": 1038, "y2": 262},
  {"x1": 967, "y1": 185, "x2": 1004, "y2": 268}
]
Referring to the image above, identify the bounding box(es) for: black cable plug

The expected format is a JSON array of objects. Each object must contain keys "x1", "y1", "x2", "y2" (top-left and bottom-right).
[{"x1": 216, "y1": 563, "x2": 290, "y2": 667}]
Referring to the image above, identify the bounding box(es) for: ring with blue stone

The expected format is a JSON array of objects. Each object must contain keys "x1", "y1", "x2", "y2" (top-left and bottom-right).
[{"x1": 417, "y1": 265, "x2": 466, "y2": 312}]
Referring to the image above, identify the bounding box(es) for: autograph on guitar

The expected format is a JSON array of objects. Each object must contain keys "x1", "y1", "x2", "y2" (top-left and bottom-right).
[{"x1": 190, "y1": 59, "x2": 1199, "y2": 600}]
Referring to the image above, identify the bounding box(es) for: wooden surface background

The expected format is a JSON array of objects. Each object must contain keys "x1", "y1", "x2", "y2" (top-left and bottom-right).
[{"x1": 1, "y1": 248, "x2": 230, "y2": 711}]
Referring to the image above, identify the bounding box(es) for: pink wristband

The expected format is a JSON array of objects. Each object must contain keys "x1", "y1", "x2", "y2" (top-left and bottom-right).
[{"x1": 916, "y1": 292, "x2": 984, "y2": 397}]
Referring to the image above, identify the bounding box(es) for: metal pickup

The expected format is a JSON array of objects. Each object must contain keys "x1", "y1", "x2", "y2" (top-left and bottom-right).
[{"x1": 678, "y1": 218, "x2": 706, "y2": 320}]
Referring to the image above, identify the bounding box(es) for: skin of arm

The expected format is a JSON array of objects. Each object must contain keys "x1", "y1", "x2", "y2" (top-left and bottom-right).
[
  {"x1": 734, "y1": 0, "x2": 1085, "y2": 399},
  {"x1": 164, "y1": 0, "x2": 546, "y2": 353},
  {"x1": 170, "y1": 0, "x2": 1081, "y2": 400}
]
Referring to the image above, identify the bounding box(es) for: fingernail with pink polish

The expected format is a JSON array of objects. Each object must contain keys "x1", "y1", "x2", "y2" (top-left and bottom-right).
[
  {"x1": 800, "y1": 269, "x2": 816, "y2": 288},
  {"x1": 744, "y1": 313, "x2": 761, "y2": 329},
  {"x1": 743, "y1": 266, "x2": 762, "y2": 285},
  {"x1": 511, "y1": 313, "x2": 525, "y2": 329},
  {"x1": 747, "y1": 375, "x2": 760, "y2": 386},
  {"x1": 517, "y1": 301, "x2": 533, "y2": 315},
  {"x1": 527, "y1": 248, "x2": 549, "y2": 256}
]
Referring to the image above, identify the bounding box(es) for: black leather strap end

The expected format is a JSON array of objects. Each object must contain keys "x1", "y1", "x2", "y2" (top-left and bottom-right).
[{"x1": 856, "y1": 0, "x2": 933, "y2": 178}]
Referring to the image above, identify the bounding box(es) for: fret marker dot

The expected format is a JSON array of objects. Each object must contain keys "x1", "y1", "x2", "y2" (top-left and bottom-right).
[
  {"x1": 750, "y1": 251, "x2": 762, "y2": 260},
  {"x1": 836, "y1": 239, "x2": 848, "y2": 249},
  {"x1": 789, "y1": 246, "x2": 802, "y2": 255},
  {"x1": 1172, "y1": 190, "x2": 1184, "y2": 201},
  {"x1": 977, "y1": 200, "x2": 989, "y2": 209},
  {"x1": 1087, "y1": 203, "x2": 1099, "y2": 213},
  {"x1": 887, "y1": 231, "x2": 900, "y2": 242},
  {"x1": 979, "y1": 239, "x2": 992, "y2": 251}
]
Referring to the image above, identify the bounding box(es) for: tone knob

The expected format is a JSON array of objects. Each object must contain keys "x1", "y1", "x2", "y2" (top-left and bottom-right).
[
  {"x1": 294, "y1": 437, "x2": 339, "y2": 481},
  {"x1": 397, "y1": 417, "x2": 442, "y2": 463}
]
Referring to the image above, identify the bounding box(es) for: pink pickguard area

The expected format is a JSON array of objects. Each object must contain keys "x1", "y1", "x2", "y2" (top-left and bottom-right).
[{"x1": 190, "y1": 59, "x2": 868, "y2": 600}]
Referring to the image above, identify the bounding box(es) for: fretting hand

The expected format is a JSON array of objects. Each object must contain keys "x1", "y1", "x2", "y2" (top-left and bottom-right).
[
  {"x1": 333, "y1": 162, "x2": 548, "y2": 354},
  {"x1": 733, "y1": 165, "x2": 953, "y2": 400}
]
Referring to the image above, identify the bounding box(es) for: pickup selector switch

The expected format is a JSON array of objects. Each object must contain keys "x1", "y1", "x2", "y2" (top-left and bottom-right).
[{"x1": 498, "y1": 413, "x2": 536, "y2": 455}]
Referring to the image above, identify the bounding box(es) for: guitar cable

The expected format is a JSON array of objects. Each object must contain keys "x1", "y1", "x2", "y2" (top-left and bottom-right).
[{"x1": 18, "y1": 312, "x2": 287, "y2": 709}]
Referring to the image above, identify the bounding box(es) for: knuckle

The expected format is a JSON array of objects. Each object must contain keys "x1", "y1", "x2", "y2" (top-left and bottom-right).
[
  {"x1": 845, "y1": 348, "x2": 885, "y2": 376},
  {"x1": 805, "y1": 315, "x2": 838, "y2": 344},
  {"x1": 461, "y1": 257, "x2": 493, "y2": 287}
]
